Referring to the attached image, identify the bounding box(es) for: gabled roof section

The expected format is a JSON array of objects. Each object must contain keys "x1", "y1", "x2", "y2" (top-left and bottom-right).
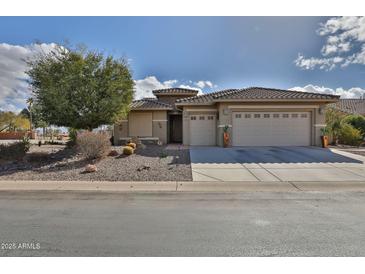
[
  {"x1": 130, "y1": 98, "x2": 173, "y2": 110},
  {"x1": 176, "y1": 87, "x2": 339, "y2": 105},
  {"x1": 328, "y1": 99, "x2": 365, "y2": 115},
  {"x1": 152, "y1": 87, "x2": 199, "y2": 96}
]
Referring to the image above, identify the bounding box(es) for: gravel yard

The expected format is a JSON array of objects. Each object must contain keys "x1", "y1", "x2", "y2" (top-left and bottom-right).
[{"x1": 0, "y1": 144, "x2": 192, "y2": 181}]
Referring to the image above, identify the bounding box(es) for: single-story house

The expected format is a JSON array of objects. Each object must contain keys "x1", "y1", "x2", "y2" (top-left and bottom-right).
[
  {"x1": 328, "y1": 99, "x2": 365, "y2": 115},
  {"x1": 114, "y1": 87, "x2": 339, "y2": 147}
]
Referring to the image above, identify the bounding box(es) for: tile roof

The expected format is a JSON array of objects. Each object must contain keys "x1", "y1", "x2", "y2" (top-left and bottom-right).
[
  {"x1": 329, "y1": 99, "x2": 365, "y2": 115},
  {"x1": 130, "y1": 98, "x2": 173, "y2": 110},
  {"x1": 175, "y1": 89, "x2": 239, "y2": 104},
  {"x1": 176, "y1": 87, "x2": 339, "y2": 104},
  {"x1": 152, "y1": 87, "x2": 199, "y2": 96}
]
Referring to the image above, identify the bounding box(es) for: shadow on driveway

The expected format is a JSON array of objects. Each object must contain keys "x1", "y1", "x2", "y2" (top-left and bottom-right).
[{"x1": 190, "y1": 146, "x2": 363, "y2": 164}]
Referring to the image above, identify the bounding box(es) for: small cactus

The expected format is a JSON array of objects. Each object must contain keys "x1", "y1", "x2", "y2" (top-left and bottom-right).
[
  {"x1": 123, "y1": 146, "x2": 134, "y2": 155},
  {"x1": 127, "y1": 142, "x2": 137, "y2": 149}
]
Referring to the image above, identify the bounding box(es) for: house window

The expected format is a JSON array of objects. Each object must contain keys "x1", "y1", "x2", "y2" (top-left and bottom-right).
[
  {"x1": 263, "y1": 114, "x2": 270, "y2": 118},
  {"x1": 235, "y1": 114, "x2": 241, "y2": 118},
  {"x1": 245, "y1": 114, "x2": 251, "y2": 118},
  {"x1": 291, "y1": 114, "x2": 298, "y2": 118},
  {"x1": 282, "y1": 114, "x2": 289, "y2": 118},
  {"x1": 199, "y1": 116, "x2": 205, "y2": 120},
  {"x1": 208, "y1": 116, "x2": 214, "y2": 120},
  {"x1": 254, "y1": 114, "x2": 261, "y2": 118},
  {"x1": 273, "y1": 114, "x2": 280, "y2": 118},
  {"x1": 190, "y1": 116, "x2": 196, "y2": 120},
  {"x1": 301, "y1": 113, "x2": 308, "y2": 118}
]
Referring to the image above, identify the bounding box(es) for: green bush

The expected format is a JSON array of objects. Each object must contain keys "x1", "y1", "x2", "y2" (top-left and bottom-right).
[
  {"x1": 342, "y1": 115, "x2": 365, "y2": 137},
  {"x1": 0, "y1": 137, "x2": 30, "y2": 160},
  {"x1": 67, "y1": 128, "x2": 78, "y2": 148},
  {"x1": 77, "y1": 132, "x2": 111, "y2": 159},
  {"x1": 338, "y1": 123, "x2": 363, "y2": 146}
]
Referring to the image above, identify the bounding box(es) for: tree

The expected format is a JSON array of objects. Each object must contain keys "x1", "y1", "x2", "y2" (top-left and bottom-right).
[
  {"x1": 0, "y1": 111, "x2": 30, "y2": 132},
  {"x1": 19, "y1": 103, "x2": 48, "y2": 129},
  {"x1": 325, "y1": 108, "x2": 345, "y2": 144},
  {"x1": 26, "y1": 45, "x2": 134, "y2": 131},
  {"x1": 26, "y1": 97, "x2": 33, "y2": 131}
]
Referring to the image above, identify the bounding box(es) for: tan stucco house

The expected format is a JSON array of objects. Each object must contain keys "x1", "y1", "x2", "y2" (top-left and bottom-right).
[{"x1": 114, "y1": 87, "x2": 339, "y2": 147}]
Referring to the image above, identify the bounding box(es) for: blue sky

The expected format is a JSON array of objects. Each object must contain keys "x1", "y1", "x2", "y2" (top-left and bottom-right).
[{"x1": 1, "y1": 16, "x2": 365, "y2": 112}]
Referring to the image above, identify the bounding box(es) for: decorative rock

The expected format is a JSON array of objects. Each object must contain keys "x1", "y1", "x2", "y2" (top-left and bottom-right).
[
  {"x1": 108, "y1": 150, "x2": 119, "y2": 157},
  {"x1": 137, "y1": 165, "x2": 150, "y2": 172},
  {"x1": 85, "y1": 164, "x2": 97, "y2": 173}
]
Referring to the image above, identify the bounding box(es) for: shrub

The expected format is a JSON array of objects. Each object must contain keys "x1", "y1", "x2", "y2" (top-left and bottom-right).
[
  {"x1": 77, "y1": 132, "x2": 111, "y2": 159},
  {"x1": 67, "y1": 128, "x2": 78, "y2": 147},
  {"x1": 338, "y1": 123, "x2": 363, "y2": 146},
  {"x1": 127, "y1": 142, "x2": 136, "y2": 149},
  {"x1": 123, "y1": 146, "x2": 134, "y2": 155},
  {"x1": 0, "y1": 137, "x2": 30, "y2": 161},
  {"x1": 342, "y1": 115, "x2": 365, "y2": 137}
]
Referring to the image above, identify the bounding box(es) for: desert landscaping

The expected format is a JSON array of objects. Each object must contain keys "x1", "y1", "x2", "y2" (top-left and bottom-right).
[{"x1": 0, "y1": 142, "x2": 192, "y2": 182}]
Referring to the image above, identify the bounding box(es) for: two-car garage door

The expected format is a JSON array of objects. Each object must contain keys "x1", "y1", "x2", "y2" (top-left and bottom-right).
[{"x1": 232, "y1": 112, "x2": 311, "y2": 146}]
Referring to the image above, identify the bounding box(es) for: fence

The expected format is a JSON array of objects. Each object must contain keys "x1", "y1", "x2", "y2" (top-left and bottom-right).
[{"x1": 0, "y1": 131, "x2": 36, "y2": 140}]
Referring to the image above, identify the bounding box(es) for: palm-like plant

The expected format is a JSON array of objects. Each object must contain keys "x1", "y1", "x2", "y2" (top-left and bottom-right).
[{"x1": 325, "y1": 108, "x2": 345, "y2": 144}]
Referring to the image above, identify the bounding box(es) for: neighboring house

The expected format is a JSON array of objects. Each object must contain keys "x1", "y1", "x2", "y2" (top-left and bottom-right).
[
  {"x1": 114, "y1": 87, "x2": 339, "y2": 147},
  {"x1": 328, "y1": 99, "x2": 365, "y2": 116}
]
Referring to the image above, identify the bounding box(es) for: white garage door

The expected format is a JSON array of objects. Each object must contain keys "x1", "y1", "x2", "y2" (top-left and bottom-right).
[
  {"x1": 232, "y1": 112, "x2": 311, "y2": 146},
  {"x1": 189, "y1": 114, "x2": 216, "y2": 145}
]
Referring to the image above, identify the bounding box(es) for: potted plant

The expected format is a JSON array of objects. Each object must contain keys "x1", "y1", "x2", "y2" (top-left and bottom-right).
[
  {"x1": 223, "y1": 125, "x2": 230, "y2": 148},
  {"x1": 320, "y1": 127, "x2": 329, "y2": 148}
]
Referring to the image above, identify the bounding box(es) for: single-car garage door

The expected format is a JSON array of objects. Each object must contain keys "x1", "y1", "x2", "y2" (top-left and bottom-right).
[
  {"x1": 232, "y1": 112, "x2": 311, "y2": 146},
  {"x1": 189, "y1": 114, "x2": 216, "y2": 145}
]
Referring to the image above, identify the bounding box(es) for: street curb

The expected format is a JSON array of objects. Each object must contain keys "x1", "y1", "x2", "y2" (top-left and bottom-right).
[{"x1": 1, "y1": 180, "x2": 365, "y2": 192}]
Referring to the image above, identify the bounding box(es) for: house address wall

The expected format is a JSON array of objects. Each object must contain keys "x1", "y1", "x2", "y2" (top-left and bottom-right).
[{"x1": 113, "y1": 110, "x2": 168, "y2": 145}]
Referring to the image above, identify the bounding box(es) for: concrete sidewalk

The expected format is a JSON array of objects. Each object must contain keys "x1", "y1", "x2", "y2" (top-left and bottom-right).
[{"x1": 1, "y1": 180, "x2": 365, "y2": 192}]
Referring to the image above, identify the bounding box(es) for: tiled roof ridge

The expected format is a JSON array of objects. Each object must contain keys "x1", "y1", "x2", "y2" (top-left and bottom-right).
[
  {"x1": 176, "y1": 88, "x2": 239, "y2": 103},
  {"x1": 246, "y1": 86, "x2": 340, "y2": 99},
  {"x1": 152, "y1": 87, "x2": 200, "y2": 94}
]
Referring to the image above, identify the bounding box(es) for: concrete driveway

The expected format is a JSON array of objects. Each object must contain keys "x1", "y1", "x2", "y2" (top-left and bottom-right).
[{"x1": 190, "y1": 146, "x2": 365, "y2": 182}]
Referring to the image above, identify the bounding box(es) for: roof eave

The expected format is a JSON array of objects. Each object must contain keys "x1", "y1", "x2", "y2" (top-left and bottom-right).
[
  {"x1": 130, "y1": 108, "x2": 172, "y2": 111},
  {"x1": 175, "y1": 102, "x2": 215, "y2": 106},
  {"x1": 213, "y1": 98, "x2": 340, "y2": 103}
]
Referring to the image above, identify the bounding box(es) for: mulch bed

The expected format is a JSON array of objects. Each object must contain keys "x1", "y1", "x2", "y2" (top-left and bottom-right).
[{"x1": 0, "y1": 144, "x2": 192, "y2": 181}]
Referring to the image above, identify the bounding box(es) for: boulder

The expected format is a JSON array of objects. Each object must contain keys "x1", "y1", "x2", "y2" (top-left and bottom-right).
[
  {"x1": 108, "y1": 150, "x2": 119, "y2": 157},
  {"x1": 85, "y1": 164, "x2": 97, "y2": 173}
]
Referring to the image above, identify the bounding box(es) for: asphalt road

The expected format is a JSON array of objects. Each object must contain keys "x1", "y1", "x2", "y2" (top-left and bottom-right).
[{"x1": 1, "y1": 191, "x2": 365, "y2": 256}]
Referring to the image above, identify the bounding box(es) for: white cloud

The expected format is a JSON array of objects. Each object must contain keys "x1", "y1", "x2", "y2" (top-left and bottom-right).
[
  {"x1": 134, "y1": 76, "x2": 179, "y2": 99},
  {"x1": 295, "y1": 16, "x2": 365, "y2": 70},
  {"x1": 195, "y1": 80, "x2": 214, "y2": 89},
  {"x1": 134, "y1": 77, "x2": 216, "y2": 98},
  {"x1": 178, "y1": 84, "x2": 203, "y2": 95},
  {"x1": 290, "y1": 84, "x2": 365, "y2": 98},
  {"x1": 0, "y1": 42, "x2": 58, "y2": 113}
]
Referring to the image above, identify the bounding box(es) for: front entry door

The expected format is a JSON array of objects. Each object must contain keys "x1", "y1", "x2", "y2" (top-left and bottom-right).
[{"x1": 170, "y1": 115, "x2": 182, "y2": 143}]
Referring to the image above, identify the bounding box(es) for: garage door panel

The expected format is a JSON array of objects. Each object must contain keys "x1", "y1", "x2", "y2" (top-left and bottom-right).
[
  {"x1": 232, "y1": 112, "x2": 311, "y2": 146},
  {"x1": 189, "y1": 115, "x2": 216, "y2": 146}
]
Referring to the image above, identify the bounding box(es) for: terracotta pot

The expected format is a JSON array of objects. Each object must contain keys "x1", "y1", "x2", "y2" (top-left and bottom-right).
[
  {"x1": 321, "y1": 135, "x2": 328, "y2": 148},
  {"x1": 223, "y1": 132, "x2": 229, "y2": 148}
]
